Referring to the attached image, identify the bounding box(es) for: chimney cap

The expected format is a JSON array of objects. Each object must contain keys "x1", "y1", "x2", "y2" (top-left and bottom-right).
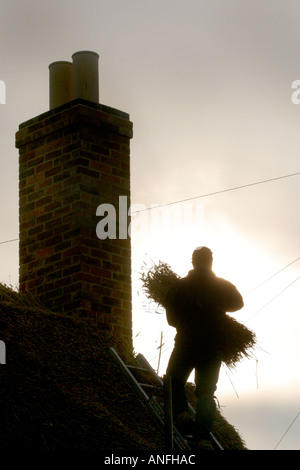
[
  {"x1": 48, "y1": 60, "x2": 73, "y2": 69},
  {"x1": 72, "y1": 50, "x2": 99, "y2": 59}
]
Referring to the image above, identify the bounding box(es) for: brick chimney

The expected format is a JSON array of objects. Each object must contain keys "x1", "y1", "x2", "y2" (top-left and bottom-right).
[{"x1": 15, "y1": 51, "x2": 133, "y2": 349}]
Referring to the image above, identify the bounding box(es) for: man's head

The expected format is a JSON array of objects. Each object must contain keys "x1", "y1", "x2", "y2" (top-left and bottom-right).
[{"x1": 192, "y1": 246, "x2": 213, "y2": 269}]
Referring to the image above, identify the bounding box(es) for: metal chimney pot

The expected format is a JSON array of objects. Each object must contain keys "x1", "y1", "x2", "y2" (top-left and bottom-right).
[
  {"x1": 48, "y1": 61, "x2": 73, "y2": 110},
  {"x1": 72, "y1": 51, "x2": 99, "y2": 103}
]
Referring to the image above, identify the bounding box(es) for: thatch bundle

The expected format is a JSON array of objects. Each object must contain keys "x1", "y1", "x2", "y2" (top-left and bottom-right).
[{"x1": 140, "y1": 261, "x2": 256, "y2": 368}]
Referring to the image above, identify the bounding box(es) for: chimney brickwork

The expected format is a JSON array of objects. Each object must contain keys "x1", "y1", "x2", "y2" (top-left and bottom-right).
[{"x1": 16, "y1": 98, "x2": 133, "y2": 349}]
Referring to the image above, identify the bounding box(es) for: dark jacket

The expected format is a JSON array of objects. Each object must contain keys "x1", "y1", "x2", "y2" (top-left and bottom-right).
[{"x1": 166, "y1": 267, "x2": 244, "y2": 348}]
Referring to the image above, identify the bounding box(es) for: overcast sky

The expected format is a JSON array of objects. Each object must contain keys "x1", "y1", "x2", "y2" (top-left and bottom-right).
[{"x1": 1, "y1": 0, "x2": 300, "y2": 450}]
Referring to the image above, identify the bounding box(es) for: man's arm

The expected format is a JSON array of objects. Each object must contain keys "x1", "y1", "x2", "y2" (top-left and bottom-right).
[{"x1": 212, "y1": 277, "x2": 244, "y2": 312}]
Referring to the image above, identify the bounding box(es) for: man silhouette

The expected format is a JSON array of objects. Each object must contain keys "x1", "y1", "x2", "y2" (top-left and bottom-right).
[{"x1": 165, "y1": 247, "x2": 244, "y2": 450}]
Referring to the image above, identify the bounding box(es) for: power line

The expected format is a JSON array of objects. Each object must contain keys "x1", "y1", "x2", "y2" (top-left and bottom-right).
[
  {"x1": 1, "y1": 171, "x2": 299, "y2": 245},
  {"x1": 246, "y1": 275, "x2": 300, "y2": 322},
  {"x1": 250, "y1": 256, "x2": 300, "y2": 292},
  {"x1": 131, "y1": 171, "x2": 300, "y2": 214},
  {"x1": 274, "y1": 410, "x2": 300, "y2": 450},
  {"x1": 0, "y1": 238, "x2": 18, "y2": 245}
]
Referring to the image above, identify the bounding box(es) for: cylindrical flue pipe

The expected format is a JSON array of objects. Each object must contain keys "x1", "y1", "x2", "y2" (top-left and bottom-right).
[
  {"x1": 72, "y1": 51, "x2": 99, "y2": 103},
  {"x1": 48, "y1": 61, "x2": 73, "y2": 110}
]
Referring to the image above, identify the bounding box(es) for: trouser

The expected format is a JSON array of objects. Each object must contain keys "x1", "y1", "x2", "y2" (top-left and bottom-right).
[{"x1": 166, "y1": 339, "x2": 222, "y2": 440}]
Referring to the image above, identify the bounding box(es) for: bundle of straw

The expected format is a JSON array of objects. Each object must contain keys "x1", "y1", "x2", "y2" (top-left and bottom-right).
[{"x1": 140, "y1": 261, "x2": 256, "y2": 368}]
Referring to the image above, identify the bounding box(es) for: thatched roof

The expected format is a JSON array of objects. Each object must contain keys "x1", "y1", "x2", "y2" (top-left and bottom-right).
[{"x1": 0, "y1": 283, "x2": 247, "y2": 451}]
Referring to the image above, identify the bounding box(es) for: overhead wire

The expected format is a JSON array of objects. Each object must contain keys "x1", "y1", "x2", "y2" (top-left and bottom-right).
[
  {"x1": 246, "y1": 275, "x2": 300, "y2": 323},
  {"x1": 0, "y1": 238, "x2": 18, "y2": 245},
  {"x1": 243, "y1": 255, "x2": 300, "y2": 322},
  {"x1": 131, "y1": 171, "x2": 300, "y2": 214},
  {"x1": 249, "y1": 256, "x2": 300, "y2": 292},
  {"x1": 274, "y1": 410, "x2": 300, "y2": 450},
  {"x1": 1, "y1": 170, "x2": 299, "y2": 245}
]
